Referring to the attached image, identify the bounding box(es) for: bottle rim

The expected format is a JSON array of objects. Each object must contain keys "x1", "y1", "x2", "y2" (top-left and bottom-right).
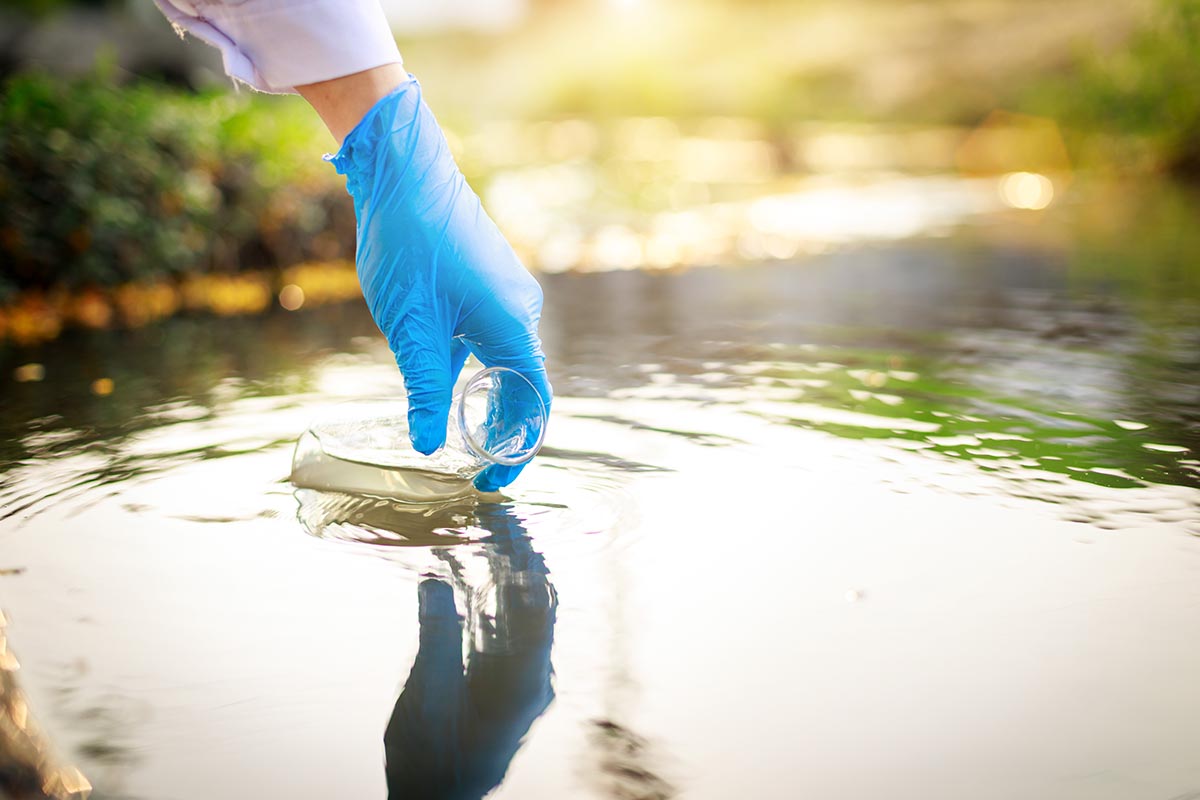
[{"x1": 457, "y1": 366, "x2": 548, "y2": 467}]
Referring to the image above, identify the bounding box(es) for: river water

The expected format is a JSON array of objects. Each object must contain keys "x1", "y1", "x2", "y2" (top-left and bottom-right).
[{"x1": 0, "y1": 179, "x2": 1198, "y2": 799}]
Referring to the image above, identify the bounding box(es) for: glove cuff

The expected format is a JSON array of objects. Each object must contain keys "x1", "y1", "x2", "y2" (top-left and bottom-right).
[{"x1": 324, "y1": 73, "x2": 421, "y2": 200}]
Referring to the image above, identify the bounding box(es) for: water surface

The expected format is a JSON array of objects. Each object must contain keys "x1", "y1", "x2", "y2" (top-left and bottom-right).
[{"x1": 0, "y1": 180, "x2": 1198, "y2": 800}]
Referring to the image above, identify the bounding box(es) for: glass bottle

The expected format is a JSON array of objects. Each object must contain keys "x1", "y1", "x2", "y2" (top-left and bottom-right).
[{"x1": 291, "y1": 367, "x2": 548, "y2": 502}]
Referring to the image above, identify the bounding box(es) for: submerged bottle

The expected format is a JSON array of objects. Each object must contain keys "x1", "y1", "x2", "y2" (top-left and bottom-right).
[{"x1": 290, "y1": 367, "x2": 548, "y2": 502}]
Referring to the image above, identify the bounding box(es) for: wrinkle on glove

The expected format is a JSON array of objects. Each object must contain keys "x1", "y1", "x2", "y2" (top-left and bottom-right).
[{"x1": 328, "y1": 76, "x2": 552, "y2": 491}]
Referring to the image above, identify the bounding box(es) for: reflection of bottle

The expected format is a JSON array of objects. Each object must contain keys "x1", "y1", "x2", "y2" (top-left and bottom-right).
[{"x1": 290, "y1": 368, "x2": 547, "y2": 502}]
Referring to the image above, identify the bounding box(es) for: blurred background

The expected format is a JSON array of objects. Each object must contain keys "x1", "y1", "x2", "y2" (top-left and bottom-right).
[
  {"x1": 3, "y1": 4, "x2": 1200, "y2": 798},
  {"x1": 1, "y1": 0, "x2": 1198, "y2": 345}
]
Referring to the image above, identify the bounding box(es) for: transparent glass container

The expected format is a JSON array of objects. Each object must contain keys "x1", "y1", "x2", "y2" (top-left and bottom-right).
[{"x1": 290, "y1": 367, "x2": 548, "y2": 502}]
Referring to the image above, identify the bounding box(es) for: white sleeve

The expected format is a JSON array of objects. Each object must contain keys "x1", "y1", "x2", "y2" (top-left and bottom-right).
[{"x1": 154, "y1": 0, "x2": 402, "y2": 94}]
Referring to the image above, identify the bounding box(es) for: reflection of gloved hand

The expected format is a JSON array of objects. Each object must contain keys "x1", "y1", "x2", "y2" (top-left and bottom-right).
[
  {"x1": 386, "y1": 529, "x2": 556, "y2": 800},
  {"x1": 328, "y1": 75, "x2": 551, "y2": 492}
]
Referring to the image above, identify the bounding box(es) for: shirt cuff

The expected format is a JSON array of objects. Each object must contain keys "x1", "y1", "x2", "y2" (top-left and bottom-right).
[{"x1": 155, "y1": 0, "x2": 403, "y2": 95}]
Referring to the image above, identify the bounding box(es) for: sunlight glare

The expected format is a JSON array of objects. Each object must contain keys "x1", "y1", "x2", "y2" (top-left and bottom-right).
[{"x1": 999, "y1": 171, "x2": 1054, "y2": 210}]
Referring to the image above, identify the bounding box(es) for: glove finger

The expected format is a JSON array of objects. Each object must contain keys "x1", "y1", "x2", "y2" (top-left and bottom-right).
[
  {"x1": 448, "y1": 337, "x2": 470, "y2": 388},
  {"x1": 394, "y1": 333, "x2": 455, "y2": 455},
  {"x1": 474, "y1": 461, "x2": 523, "y2": 493}
]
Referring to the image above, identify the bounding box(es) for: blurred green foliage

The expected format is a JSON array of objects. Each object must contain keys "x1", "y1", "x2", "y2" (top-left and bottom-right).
[
  {"x1": 0, "y1": 70, "x2": 348, "y2": 302},
  {"x1": 1023, "y1": 0, "x2": 1200, "y2": 175},
  {"x1": 406, "y1": 0, "x2": 1197, "y2": 177},
  {"x1": 3, "y1": 0, "x2": 98, "y2": 17}
]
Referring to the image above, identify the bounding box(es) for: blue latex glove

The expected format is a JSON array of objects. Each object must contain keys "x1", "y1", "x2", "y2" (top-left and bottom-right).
[{"x1": 328, "y1": 76, "x2": 551, "y2": 492}]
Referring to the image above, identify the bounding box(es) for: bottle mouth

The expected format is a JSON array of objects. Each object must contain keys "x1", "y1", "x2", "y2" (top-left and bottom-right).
[{"x1": 456, "y1": 367, "x2": 548, "y2": 467}]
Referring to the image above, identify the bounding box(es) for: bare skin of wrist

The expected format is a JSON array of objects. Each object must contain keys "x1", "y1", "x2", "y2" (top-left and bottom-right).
[{"x1": 296, "y1": 63, "x2": 409, "y2": 145}]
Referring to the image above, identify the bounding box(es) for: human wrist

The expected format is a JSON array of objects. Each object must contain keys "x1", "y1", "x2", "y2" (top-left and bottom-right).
[{"x1": 297, "y1": 63, "x2": 409, "y2": 144}]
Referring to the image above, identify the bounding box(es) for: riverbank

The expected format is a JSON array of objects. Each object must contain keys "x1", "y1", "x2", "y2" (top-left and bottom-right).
[{"x1": 0, "y1": 261, "x2": 359, "y2": 347}]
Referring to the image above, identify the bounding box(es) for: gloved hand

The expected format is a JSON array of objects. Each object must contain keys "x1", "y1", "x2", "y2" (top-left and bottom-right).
[{"x1": 328, "y1": 75, "x2": 551, "y2": 492}]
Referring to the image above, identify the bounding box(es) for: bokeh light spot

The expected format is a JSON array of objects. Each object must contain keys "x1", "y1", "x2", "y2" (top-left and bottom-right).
[
  {"x1": 279, "y1": 284, "x2": 305, "y2": 311},
  {"x1": 13, "y1": 363, "x2": 45, "y2": 383},
  {"x1": 999, "y1": 172, "x2": 1054, "y2": 210},
  {"x1": 91, "y1": 377, "x2": 114, "y2": 396}
]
